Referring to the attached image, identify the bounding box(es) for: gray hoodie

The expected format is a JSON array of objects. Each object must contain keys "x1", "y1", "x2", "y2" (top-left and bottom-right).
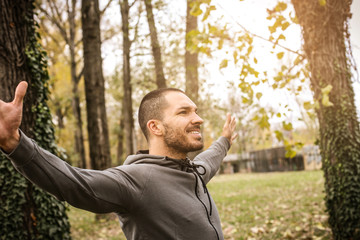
[{"x1": 7, "y1": 131, "x2": 230, "y2": 240}]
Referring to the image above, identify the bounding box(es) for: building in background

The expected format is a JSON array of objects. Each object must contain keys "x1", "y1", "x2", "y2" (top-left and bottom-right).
[{"x1": 220, "y1": 145, "x2": 321, "y2": 174}]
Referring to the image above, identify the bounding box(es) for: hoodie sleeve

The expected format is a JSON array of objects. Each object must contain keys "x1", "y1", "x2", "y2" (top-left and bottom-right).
[
  {"x1": 193, "y1": 136, "x2": 230, "y2": 183},
  {"x1": 5, "y1": 131, "x2": 144, "y2": 214}
]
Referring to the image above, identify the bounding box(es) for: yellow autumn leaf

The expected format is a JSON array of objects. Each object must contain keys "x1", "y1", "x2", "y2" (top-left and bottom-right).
[
  {"x1": 277, "y1": 52, "x2": 284, "y2": 59},
  {"x1": 219, "y1": 59, "x2": 228, "y2": 69},
  {"x1": 256, "y1": 92, "x2": 262, "y2": 100}
]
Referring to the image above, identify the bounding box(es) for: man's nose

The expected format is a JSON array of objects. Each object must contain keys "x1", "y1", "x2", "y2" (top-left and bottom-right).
[{"x1": 192, "y1": 113, "x2": 204, "y2": 125}]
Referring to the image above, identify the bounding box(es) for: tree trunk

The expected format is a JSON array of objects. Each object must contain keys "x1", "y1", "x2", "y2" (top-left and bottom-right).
[
  {"x1": 144, "y1": 0, "x2": 166, "y2": 88},
  {"x1": 81, "y1": 0, "x2": 112, "y2": 170},
  {"x1": 117, "y1": 111, "x2": 125, "y2": 164},
  {"x1": 120, "y1": 0, "x2": 134, "y2": 156},
  {"x1": 68, "y1": 0, "x2": 87, "y2": 168},
  {"x1": 185, "y1": 0, "x2": 199, "y2": 104},
  {"x1": 0, "y1": 1, "x2": 70, "y2": 238},
  {"x1": 185, "y1": 0, "x2": 201, "y2": 160},
  {"x1": 291, "y1": 0, "x2": 360, "y2": 239}
]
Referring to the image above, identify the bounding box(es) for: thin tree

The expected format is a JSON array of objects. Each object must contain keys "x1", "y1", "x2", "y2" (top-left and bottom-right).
[
  {"x1": 185, "y1": 0, "x2": 199, "y2": 103},
  {"x1": 120, "y1": 0, "x2": 135, "y2": 156},
  {"x1": 144, "y1": 0, "x2": 167, "y2": 88},
  {"x1": 0, "y1": 0, "x2": 70, "y2": 238},
  {"x1": 81, "y1": 0, "x2": 112, "y2": 170},
  {"x1": 37, "y1": 0, "x2": 87, "y2": 168},
  {"x1": 185, "y1": 0, "x2": 201, "y2": 160},
  {"x1": 291, "y1": 0, "x2": 360, "y2": 238}
]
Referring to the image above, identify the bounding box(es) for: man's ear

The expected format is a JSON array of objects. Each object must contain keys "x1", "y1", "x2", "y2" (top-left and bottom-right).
[{"x1": 147, "y1": 120, "x2": 164, "y2": 137}]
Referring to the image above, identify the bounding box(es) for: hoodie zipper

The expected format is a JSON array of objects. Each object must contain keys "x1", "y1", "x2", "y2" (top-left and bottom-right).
[{"x1": 193, "y1": 172, "x2": 220, "y2": 240}]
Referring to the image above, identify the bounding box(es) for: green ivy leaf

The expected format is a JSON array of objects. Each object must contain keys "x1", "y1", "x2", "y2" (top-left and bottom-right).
[{"x1": 321, "y1": 84, "x2": 334, "y2": 107}]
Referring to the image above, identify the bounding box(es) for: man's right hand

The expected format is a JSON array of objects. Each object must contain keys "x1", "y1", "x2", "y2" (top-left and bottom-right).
[{"x1": 0, "y1": 81, "x2": 28, "y2": 153}]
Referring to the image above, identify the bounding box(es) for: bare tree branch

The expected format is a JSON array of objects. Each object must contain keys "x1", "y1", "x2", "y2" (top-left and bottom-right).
[
  {"x1": 48, "y1": 0, "x2": 65, "y2": 29},
  {"x1": 100, "y1": 0, "x2": 114, "y2": 17},
  {"x1": 38, "y1": 17, "x2": 63, "y2": 50},
  {"x1": 76, "y1": 67, "x2": 84, "y2": 84},
  {"x1": 36, "y1": 4, "x2": 70, "y2": 44},
  {"x1": 75, "y1": 38, "x2": 83, "y2": 48},
  {"x1": 129, "y1": 0, "x2": 138, "y2": 9},
  {"x1": 216, "y1": 3, "x2": 304, "y2": 57},
  {"x1": 130, "y1": 3, "x2": 142, "y2": 46}
]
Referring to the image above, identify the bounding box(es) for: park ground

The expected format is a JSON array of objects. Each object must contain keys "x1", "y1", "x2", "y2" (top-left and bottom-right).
[{"x1": 67, "y1": 170, "x2": 331, "y2": 240}]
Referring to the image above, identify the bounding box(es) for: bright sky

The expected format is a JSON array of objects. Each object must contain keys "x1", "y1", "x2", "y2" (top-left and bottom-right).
[
  {"x1": 102, "y1": 0, "x2": 360, "y2": 119},
  {"x1": 203, "y1": 0, "x2": 360, "y2": 124}
]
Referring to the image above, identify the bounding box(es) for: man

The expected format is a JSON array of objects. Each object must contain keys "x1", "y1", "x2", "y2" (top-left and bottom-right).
[{"x1": 0, "y1": 82, "x2": 237, "y2": 240}]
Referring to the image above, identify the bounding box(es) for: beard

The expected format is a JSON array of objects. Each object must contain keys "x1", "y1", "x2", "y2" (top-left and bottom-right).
[{"x1": 163, "y1": 122, "x2": 204, "y2": 155}]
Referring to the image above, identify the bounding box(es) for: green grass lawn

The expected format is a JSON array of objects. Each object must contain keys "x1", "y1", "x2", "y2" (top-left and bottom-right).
[{"x1": 67, "y1": 170, "x2": 331, "y2": 240}]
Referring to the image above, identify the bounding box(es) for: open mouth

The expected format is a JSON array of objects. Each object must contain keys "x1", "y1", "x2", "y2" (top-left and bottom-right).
[{"x1": 187, "y1": 127, "x2": 202, "y2": 138}]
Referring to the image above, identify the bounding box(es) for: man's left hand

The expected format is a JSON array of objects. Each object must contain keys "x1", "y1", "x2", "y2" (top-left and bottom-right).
[{"x1": 221, "y1": 113, "x2": 238, "y2": 145}]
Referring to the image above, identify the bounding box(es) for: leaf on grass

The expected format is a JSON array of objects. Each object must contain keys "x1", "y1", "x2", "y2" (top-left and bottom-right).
[{"x1": 319, "y1": 0, "x2": 326, "y2": 6}]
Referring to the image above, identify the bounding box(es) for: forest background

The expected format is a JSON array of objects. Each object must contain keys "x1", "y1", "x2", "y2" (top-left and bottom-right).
[
  {"x1": 1, "y1": 0, "x2": 360, "y2": 239},
  {"x1": 37, "y1": 0, "x2": 360, "y2": 167}
]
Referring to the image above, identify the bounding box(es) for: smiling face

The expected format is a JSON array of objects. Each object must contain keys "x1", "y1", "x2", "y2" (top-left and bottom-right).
[{"x1": 161, "y1": 91, "x2": 204, "y2": 156}]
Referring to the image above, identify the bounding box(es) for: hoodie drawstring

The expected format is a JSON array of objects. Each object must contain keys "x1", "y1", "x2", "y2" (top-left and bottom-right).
[
  {"x1": 165, "y1": 157, "x2": 220, "y2": 240},
  {"x1": 165, "y1": 157, "x2": 213, "y2": 216}
]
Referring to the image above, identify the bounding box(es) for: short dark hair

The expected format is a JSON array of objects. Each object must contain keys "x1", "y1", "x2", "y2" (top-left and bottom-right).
[{"x1": 138, "y1": 88, "x2": 185, "y2": 140}]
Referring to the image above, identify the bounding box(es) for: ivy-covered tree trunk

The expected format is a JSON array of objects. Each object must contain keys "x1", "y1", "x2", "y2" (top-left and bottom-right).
[
  {"x1": 81, "y1": 0, "x2": 112, "y2": 170},
  {"x1": 0, "y1": 0, "x2": 71, "y2": 239},
  {"x1": 291, "y1": 0, "x2": 360, "y2": 239},
  {"x1": 144, "y1": 0, "x2": 167, "y2": 88},
  {"x1": 120, "y1": 0, "x2": 134, "y2": 156}
]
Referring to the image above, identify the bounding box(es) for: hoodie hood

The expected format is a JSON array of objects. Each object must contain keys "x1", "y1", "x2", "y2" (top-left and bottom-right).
[{"x1": 123, "y1": 150, "x2": 192, "y2": 171}]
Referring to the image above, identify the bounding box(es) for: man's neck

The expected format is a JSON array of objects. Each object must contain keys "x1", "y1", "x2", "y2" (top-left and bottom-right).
[{"x1": 148, "y1": 141, "x2": 187, "y2": 159}]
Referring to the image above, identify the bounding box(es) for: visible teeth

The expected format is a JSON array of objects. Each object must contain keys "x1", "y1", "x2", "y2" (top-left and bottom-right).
[{"x1": 190, "y1": 131, "x2": 200, "y2": 134}]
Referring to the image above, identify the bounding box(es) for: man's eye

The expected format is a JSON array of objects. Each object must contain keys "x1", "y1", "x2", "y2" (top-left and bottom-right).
[{"x1": 179, "y1": 111, "x2": 187, "y2": 114}]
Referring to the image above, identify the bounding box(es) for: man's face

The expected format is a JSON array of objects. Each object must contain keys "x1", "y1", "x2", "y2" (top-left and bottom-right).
[{"x1": 161, "y1": 91, "x2": 204, "y2": 154}]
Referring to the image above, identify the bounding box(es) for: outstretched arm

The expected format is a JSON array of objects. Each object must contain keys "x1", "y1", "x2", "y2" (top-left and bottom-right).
[{"x1": 0, "y1": 81, "x2": 28, "y2": 153}]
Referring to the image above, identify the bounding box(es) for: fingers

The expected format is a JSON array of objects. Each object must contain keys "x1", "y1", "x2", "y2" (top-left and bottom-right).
[
  {"x1": 231, "y1": 132, "x2": 238, "y2": 142},
  {"x1": 13, "y1": 81, "x2": 28, "y2": 106},
  {"x1": 222, "y1": 113, "x2": 238, "y2": 144},
  {"x1": 226, "y1": 114, "x2": 236, "y2": 130}
]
